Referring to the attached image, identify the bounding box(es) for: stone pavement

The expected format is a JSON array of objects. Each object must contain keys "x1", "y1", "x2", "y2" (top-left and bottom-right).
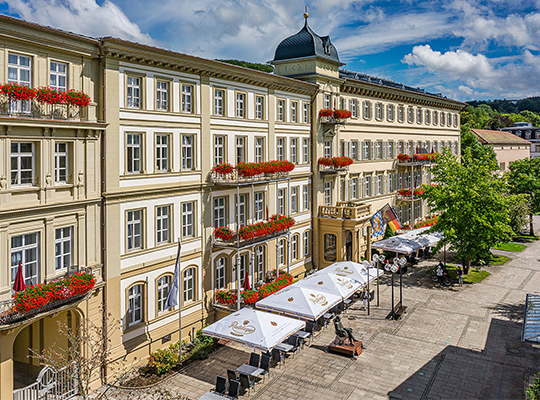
[{"x1": 105, "y1": 217, "x2": 540, "y2": 400}]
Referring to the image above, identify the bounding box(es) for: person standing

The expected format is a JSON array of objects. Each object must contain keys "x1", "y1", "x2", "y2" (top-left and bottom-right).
[
  {"x1": 457, "y1": 266, "x2": 463, "y2": 287},
  {"x1": 436, "y1": 264, "x2": 444, "y2": 286},
  {"x1": 361, "y1": 287, "x2": 368, "y2": 311}
]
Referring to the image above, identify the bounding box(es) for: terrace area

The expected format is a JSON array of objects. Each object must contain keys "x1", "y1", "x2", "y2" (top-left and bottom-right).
[{"x1": 319, "y1": 202, "x2": 371, "y2": 220}]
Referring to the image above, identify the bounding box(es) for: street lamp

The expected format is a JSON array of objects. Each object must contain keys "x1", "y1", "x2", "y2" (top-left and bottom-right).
[
  {"x1": 371, "y1": 254, "x2": 385, "y2": 307},
  {"x1": 362, "y1": 260, "x2": 372, "y2": 315}
]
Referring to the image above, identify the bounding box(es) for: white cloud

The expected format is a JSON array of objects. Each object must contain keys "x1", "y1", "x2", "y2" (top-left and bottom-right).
[{"x1": 3, "y1": 0, "x2": 154, "y2": 44}]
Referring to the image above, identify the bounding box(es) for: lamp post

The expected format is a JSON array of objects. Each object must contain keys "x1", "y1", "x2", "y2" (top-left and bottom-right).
[
  {"x1": 371, "y1": 254, "x2": 385, "y2": 307},
  {"x1": 362, "y1": 260, "x2": 372, "y2": 316}
]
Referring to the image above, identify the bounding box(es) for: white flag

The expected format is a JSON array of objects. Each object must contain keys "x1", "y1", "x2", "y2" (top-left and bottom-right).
[{"x1": 164, "y1": 242, "x2": 181, "y2": 310}]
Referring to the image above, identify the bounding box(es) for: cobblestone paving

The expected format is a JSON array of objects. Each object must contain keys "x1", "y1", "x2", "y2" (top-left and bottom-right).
[{"x1": 103, "y1": 218, "x2": 540, "y2": 400}]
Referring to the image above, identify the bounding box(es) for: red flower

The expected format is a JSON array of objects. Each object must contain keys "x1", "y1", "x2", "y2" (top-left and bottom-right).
[
  {"x1": 318, "y1": 157, "x2": 353, "y2": 168},
  {"x1": 319, "y1": 108, "x2": 334, "y2": 117},
  {"x1": 213, "y1": 163, "x2": 234, "y2": 175},
  {"x1": 214, "y1": 226, "x2": 235, "y2": 241},
  {"x1": 398, "y1": 189, "x2": 411, "y2": 195},
  {"x1": 397, "y1": 153, "x2": 410, "y2": 161},
  {"x1": 35, "y1": 87, "x2": 66, "y2": 104},
  {"x1": 333, "y1": 109, "x2": 352, "y2": 119},
  {"x1": 1, "y1": 83, "x2": 35, "y2": 101},
  {"x1": 65, "y1": 89, "x2": 91, "y2": 107}
]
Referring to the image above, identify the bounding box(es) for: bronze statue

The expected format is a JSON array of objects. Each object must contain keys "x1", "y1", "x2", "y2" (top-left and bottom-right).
[{"x1": 334, "y1": 315, "x2": 357, "y2": 346}]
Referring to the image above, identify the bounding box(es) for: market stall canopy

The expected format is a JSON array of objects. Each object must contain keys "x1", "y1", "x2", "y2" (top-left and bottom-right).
[
  {"x1": 256, "y1": 285, "x2": 342, "y2": 321},
  {"x1": 202, "y1": 308, "x2": 305, "y2": 352},
  {"x1": 324, "y1": 261, "x2": 383, "y2": 286},
  {"x1": 523, "y1": 293, "x2": 540, "y2": 343},
  {"x1": 371, "y1": 227, "x2": 443, "y2": 255},
  {"x1": 295, "y1": 270, "x2": 361, "y2": 299}
]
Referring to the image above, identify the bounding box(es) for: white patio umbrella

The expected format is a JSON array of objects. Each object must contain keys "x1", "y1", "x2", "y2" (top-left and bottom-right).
[
  {"x1": 325, "y1": 261, "x2": 383, "y2": 286},
  {"x1": 201, "y1": 308, "x2": 305, "y2": 352},
  {"x1": 295, "y1": 270, "x2": 361, "y2": 299},
  {"x1": 256, "y1": 285, "x2": 342, "y2": 321}
]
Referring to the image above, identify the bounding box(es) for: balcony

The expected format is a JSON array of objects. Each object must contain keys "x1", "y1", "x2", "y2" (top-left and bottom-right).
[
  {"x1": 318, "y1": 157, "x2": 353, "y2": 175},
  {"x1": 319, "y1": 202, "x2": 371, "y2": 220},
  {"x1": 397, "y1": 153, "x2": 438, "y2": 166},
  {"x1": 209, "y1": 170, "x2": 291, "y2": 186},
  {"x1": 0, "y1": 98, "x2": 95, "y2": 123},
  {"x1": 210, "y1": 161, "x2": 294, "y2": 186},
  {"x1": 319, "y1": 109, "x2": 351, "y2": 136}
]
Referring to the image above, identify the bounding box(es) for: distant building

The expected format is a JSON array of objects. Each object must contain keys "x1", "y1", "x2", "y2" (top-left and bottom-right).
[
  {"x1": 501, "y1": 122, "x2": 540, "y2": 158},
  {"x1": 472, "y1": 129, "x2": 531, "y2": 172}
]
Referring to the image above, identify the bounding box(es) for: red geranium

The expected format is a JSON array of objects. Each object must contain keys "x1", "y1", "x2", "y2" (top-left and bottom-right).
[
  {"x1": 318, "y1": 156, "x2": 353, "y2": 168},
  {"x1": 213, "y1": 163, "x2": 234, "y2": 175},
  {"x1": 214, "y1": 226, "x2": 235, "y2": 241},
  {"x1": 333, "y1": 109, "x2": 352, "y2": 119},
  {"x1": 65, "y1": 89, "x2": 91, "y2": 107},
  {"x1": 398, "y1": 188, "x2": 411, "y2": 195},
  {"x1": 319, "y1": 108, "x2": 334, "y2": 117},
  {"x1": 397, "y1": 153, "x2": 410, "y2": 161},
  {"x1": 216, "y1": 290, "x2": 237, "y2": 305},
  {"x1": 35, "y1": 87, "x2": 66, "y2": 104},
  {"x1": 241, "y1": 290, "x2": 259, "y2": 304},
  {"x1": 1, "y1": 83, "x2": 35, "y2": 101},
  {"x1": 235, "y1": 160, "x2": 295, "y2": 177}
]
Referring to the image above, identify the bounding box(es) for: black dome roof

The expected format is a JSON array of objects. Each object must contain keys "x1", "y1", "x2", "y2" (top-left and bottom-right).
[{"x1": 273, "y1": 21, "x2": 340, "y2": 63}]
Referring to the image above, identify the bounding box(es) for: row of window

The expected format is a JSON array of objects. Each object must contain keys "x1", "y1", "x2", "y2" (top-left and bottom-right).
[
  {"x1": 10, "y1": 142, "x2": 69, "y2": 186},
  {"x1": 324, "y1": 93, "x2": 459, "y2": 127},
  {"x1": 125, "y1": 73, "x2": 310, "y2": 123},
  {"x1": 9, "y1": 53, "x2": 67, "y2": 91},
  {"x1": 10, "y1": 228, "x2": 73, "y2": 288}
]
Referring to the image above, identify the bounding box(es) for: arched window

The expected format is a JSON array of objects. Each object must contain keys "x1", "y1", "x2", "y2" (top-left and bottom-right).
[
  {"x1": 291, "y1": 235, "x2": 299, "y2": 260},
  {"x1": 255, "y1": 246, "x2": 265, "y2": 283},
  {"x1": 157, "y1": 275, "x2": 171, "y2": 314},
  {"x1": 183, "y1": 267, "x2": 195, "y2": 303},
  {"x1": 278, "y1": 239, "x2": 286, "y2": 266},
  {"x1": 215, "y1": 257, "x2": 225, "y2": 290},
  {"x1": 303, "y1": 231, "x2": 311, "y2": 257},
  {"x1": 128, "y1": 284, "x2": 143, "y2": 326}
]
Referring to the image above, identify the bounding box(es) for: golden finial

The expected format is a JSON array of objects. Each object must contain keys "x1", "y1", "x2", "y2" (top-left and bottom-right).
[{"x1": 304, "y1": 5, "x2": 309, "y2": 19}]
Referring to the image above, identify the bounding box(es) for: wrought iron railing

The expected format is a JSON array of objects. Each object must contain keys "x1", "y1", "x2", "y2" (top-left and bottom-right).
[
  {"x1": 14, "y1": 363, "x2": 78, "y2": 400},
  {"x1": 213, "y1": 229, "x2": 290, "y2": 249},
  {"x1": 319, "y1": 203, "x2": 371, "y2": 219},
  {"x1": 209, "y1": 170, "x2": 290, "y2": 185},
  {"x1": 0, "y1": 98, "x2": 89, "y2": 121}
]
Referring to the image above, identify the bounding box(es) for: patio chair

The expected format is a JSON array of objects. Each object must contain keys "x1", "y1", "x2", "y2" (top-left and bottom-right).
[
  {"x1": 259, "y1": 354, "x2": 271, "y2": 381},
  {"x1": 271, "y1": 348, "x2": 284, "y2": 367},
  {"x1": 239, "y1": 373, "x2": 255, "y2": 396},
  {"x1": 286, "y1": 335, "x2": 299, "y2": 358},
  {"x1": 249, "y1": 352, "x2": 260, "y2": 368},
  {"x1": 227, "y1": 369, "x2": 237, "y2": 382},
  {"x1": 228, "y1": 379, "x2": 240, "y2": 400},
  {"x1": 212, "y1": 375, "x2": 227, "y2": 395}
]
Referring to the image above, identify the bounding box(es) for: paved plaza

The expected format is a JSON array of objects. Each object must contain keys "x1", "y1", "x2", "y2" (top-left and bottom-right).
[{"x1": 105, "y1": 218, "x2": 540, "y2": 400}]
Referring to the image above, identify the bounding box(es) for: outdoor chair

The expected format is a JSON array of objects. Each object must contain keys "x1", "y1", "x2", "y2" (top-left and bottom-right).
[
  {"x1": 286, "y1": 335, "x2": 299, "y2": 358},
  {"x1": 227, "y1": 369, "x2": 237, "y2": 382},
  {"x1": 239, "y1": 373, "x2": 255, "y2": 396},
  {"x1": 249, "y1": 352, "x2": 260, "y2": 368},
  {"x1": 228, "y1": 379, "x2": 240, "y2": 400},
  {"x1": 271, "y1": 348, "x2": 284, "y2": 367},
  {"x1": 259, "y1": 354, "x2": 271, "y2": 381},
  {"x1": 212, "y1": 376, "x2": 227, "y2": 395}
]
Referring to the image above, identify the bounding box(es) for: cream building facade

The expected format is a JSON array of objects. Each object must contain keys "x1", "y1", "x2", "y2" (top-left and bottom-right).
[{"x1": 0, "y1": 14, "x2": 465, "y2": 399}]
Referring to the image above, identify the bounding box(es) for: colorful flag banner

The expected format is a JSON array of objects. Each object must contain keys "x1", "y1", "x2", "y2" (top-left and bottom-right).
[
  {"x1": 371, "y1": 210, "x2": 385, "y2": 236},
  {"x1": 380, "y1": 204, "x2": 403, "y2": 232},
  {"x1": 164, "y1": 242, "x2": 181, "y2": 311}
]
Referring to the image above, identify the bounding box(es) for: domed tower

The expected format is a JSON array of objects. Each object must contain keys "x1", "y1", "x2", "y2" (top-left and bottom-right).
[{"x1": 272, "y1": 12, "x2": 344, "y2": 80}]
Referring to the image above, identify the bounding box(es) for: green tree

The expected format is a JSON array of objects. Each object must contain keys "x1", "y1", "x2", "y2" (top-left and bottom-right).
[
  {"x1": 216, "y1": 59, "x2": 273, "y2": 73},
  {"x1": 420, "y1": 149, "x2": 514, "y2": 273},
  {"x1": 527, "y1": 372, "x2": 540, "y2": 400},
  {"x1": 506, "y1": 158, "x2": 540, "y2": 235},
  {"x1": 460, "y1": 124, "x2": 498, "y2": 169}
]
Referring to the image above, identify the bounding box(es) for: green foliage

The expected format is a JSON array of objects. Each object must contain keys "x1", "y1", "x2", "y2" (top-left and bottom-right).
[
  {"x1": 216, "y1": 59, "x2": 273, "y2": 73},
  {"x1": 486, "y1": 254, "x2": 511, "y2": 265},
  {"x1": 468, "y1": 97, "x2": 540, "y2": 114},
  {"x1": 527, "y1": 372, "x2": 540, "y2": 400},
  {"x1": 507, "y1": 158, "x2": 540, "y2": 235},
  {"x1": 420, "y1": 149, "x2": 514, "y2": 269},
  {"x1": 460, "y1": 124, "x2": 498, "y2": 169},
  {"x1": 383, "y1": 224, "x2": 395, "y2": 239},
  {"x1": 508, "y1": 196, "x2": 531, "y2": 235},
  {"x1": 492, "y1": 242, "x2": 527, "y2": 252},
  {"x1": 427, "y1": 264, "x2": 490, "y2": 283}
]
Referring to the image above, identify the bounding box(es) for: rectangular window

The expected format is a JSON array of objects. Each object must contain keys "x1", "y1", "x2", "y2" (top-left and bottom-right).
[
  {"x1": 54, "y1": 142, "x2": 68, "y2": 183},
  {"x1": 324, "y1": 94, "x2": 331, "y2": 109},
  {"x1": 9, "y1": 54, "x2": 32, "y2": 113},
  {"x1": 50, "y1": 61, "x2": 67, "y2": 91},
  {"x1": 277, "y1": 189, "x2": 285, "y2": 215},
  {"x1": 349, "y1": 99, "x2": 357, "y2": 117},
  {"x1": 126, "y1": 76, "x2": 141, "y2": 108},
  {"x1": 303, "y1": 103, "x2": 309, "y2": 123},
  {"x1": 291, "y1": 235, "x2": 298, "y2": 260},
  {"x1": 277, "y1": 99, "x2": 285, "y2": 121},
  {"x1": 254, "y1": 192, "x2": 264, "y2": 221},
  {"x1": 255, "y1": 96, "x2": 264, "y2": 119},
  {"x1": 397, "y1": 105, "x2": 404, "y2": 122},
  {"x1": 388, "y1": 173, "x2": 394, "y2": 192},
  {"x1": 425, "y1": 109, "x2": 431, "y2": 124},
  {"x1": 214, "y1": 197, "x2": 226, "y2": 227},
  {"x1": 291, "y1": 101, "x2": 297, "y2": 123},
  {"x1": 417, "y1": 108, "x2": 423, "y2": 124},
  {"x1": 236, "y1": 93, "x2": 245, "y2": 118},
  {"x1": 375, "y1": 103, "x2": 383, "y2": 120},
  {"x1": 255, "y1": 137, "x2": 264, "y2": 163},
  {"x1": 182, "y1": 202, "x2": 194, "y2": 238},
  {"x1": 55, "y1": 227, "x2": 71, "y2": 270},
  {"x1": 255, "y1": 247, "x2": 264, "y2": 282},
  {"x1": 303, "y1": 231, "x2": 310, "y2": 257},
  {"x1": 183, "y1": 269, "x2": 194, "y2": 302},
  {"x1": 407, "y1": 107, "x2": 414, "y2": 123},
  {"x1": 364, "y1": 176, "x2": 371, "y2": 197},
  {"x1": 433, "y1": 111, "x2": 438, "y2": 125},
  {"x1": 363, "y1": 141, "x2": 370, "y2": 160},
  {"x1": 182, "y1": 84, "x2": 193, "y2": 113},
  {"x1": 324, "y1": 182, "x2": 332, "y2": 205},
  {"x1": 214, "y1": 136, "x2": 225, "y2": 165},
  {"x1": 376, "y1": 175, "x2": 382, "y2": 195},
  {"x1": 303, "y1": 138, "x2": 310, "y2": 163},
  {"x1": 363, "y1": 101, "x2": 372, "y2": 119},
  {"x1": 351, "y1": 177, "x2": 358, "y2": 199},
  {"x1": 157, "y1": 275, "x2": 171, "y2": 314},
  {"x1": 11, "y1": 233, "x2": 39, "y2": 287},
  {"x1": 440, "y1": 112, "x2": 445, "y2": 126},
  {"x1": 340, "y1": 141, "x2": 347, "y2": 157},
  {"x1": 398, "y1": 141, "x2": 404, "y2": 154},
  {"x1": 155, "y1": 134, "x2": 169, "y2": 172},
  {"x1": 236, "y1": 137, "x2": 245, "y2": 164},
  {"x1": 303, "y1": 185, "x2": 309, "y2": 210},
  {"x1": 414, "y1": 202, "x2": 421, "y2": 219},
  {"x1": 128, "y1": 284, "x2": 143, "y2": 326},
  {"x1": 387, "y1": 104, "x2": 395, "y2": 121},
  {"x1": 11, "y1": 142, "x2": 34, "y2": 186},
  {"x1": 214, "y1": 89, "x2": 224, "y2": 116},
  {"x1": 127, "y1": 210, "x2": 142, "y2": 251},
  {"x1": 324, "y1": 233, "x2": 337, "y2": 262},
  {"x1": 291, "y1": 187, "x2": 298, "y2": 214},
  {"x1": 235, "y1": 194, "x2": 246, "y2": 227},
  {"x1": 126, "y1": 134, "x2": 141, "y2": 174},
  {"x1": 157, "y1": 205, "x2": 171, "y2": 244},
  {"x1": 350, "y1": 141, "x2": 357, "y2": 160},
  {"x1": 278, "y1": 240, "x2": 286, "y2": 265},
  {"x1": 156, "y1": 81, "x2": 169, "y2": 111},
  {"x1": 182, "y1": 135, "x2": 194, "y2": 170},
  {"x1": 387, "y1": 142, "x2": 394, "y2": 159},
  {"x1": 215, "y1": 258, "x2": 225, "y2": 290},
  {"x1": 277, "y1": 137, "x2": 285, "y2": 161},
  {"x1": 375, "y1": 141, "x2": 382, "y2": 159},
  {"x1": 290, "y1": 138, "x2": 297, "y2": 163},
  {"x1": 324, "y1": 141, "x2": 332, "y2": 158}
]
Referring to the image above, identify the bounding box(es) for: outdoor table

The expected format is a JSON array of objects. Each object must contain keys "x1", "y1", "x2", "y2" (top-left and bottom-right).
[
  {"x1": 274, "y1": 342, "x2": 294, "y2": 353},
  {"x1": 294, "y1": 330, "x2": 311, "y2": 347},
  {"x1": 236, "y1": 363, "x2": 264, "y2": 378},
  {"x1": 198, "y1": 392, "x2": 225, "y2": 400}
]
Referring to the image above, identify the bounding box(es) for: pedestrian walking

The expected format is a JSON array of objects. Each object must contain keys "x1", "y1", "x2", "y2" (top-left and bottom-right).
[
  {"x1": 436, "y1": 264, "x2": 444, "y2": 286},
  {"x1": 361, "y1": 287, "x2": 368, "y2": 311},
  {"x1": 458, "y1": 266, "x2": 463, "y2": 287}
]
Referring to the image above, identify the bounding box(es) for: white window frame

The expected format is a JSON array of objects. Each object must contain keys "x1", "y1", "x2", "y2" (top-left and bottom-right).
[
  {"x1": 303, "y1": 185, "x2": 309, "y2": 210},
  {"x1": 236, "y1": 137, "x2": 245, "y2": 164},
  {"x1": 291, "y1": 235, "x2": 298, "y2": 260},
  {"x1": 303, "y1": 138, "x2": 309, "y2": 163},
  {"x1": 156, "y1": 205, "x2": 170, "y2": 244},
  {"x1": 127, "y1": 209, "x2": 143, "y2": 251},
  {"x1": 290, "y1": 138, "x2": 297, "y2": 164},
  {"x1": 156, "y1": 80, "x2": 169, "y2": 111},
  {"x1": 126, "y1": 76, "x2": 141, "y2": 109},
  {"x1": 291, "y1": 187, "x2": 298, "y2": 214},
  {"x1": 11, "y1": 142, "x2": 34, "y2": 186},
  {"x1": 255, "y1": 246, "x2": 264, "y2": 282},
  {"x1": 128, "y1": 284, "x2": 143, "y2": 326},
  {"x1": 364, "y1": 176, "x2": 371, "y2": 197},
  {"x1": 214, "y1": 197, "x2": 226, "y2": 227},
  {"x1": 324, "y1": 94, "x2": 331, "y2": 109},
  {"x1": 214, "y1": 88, "x2": 224, "y2": 116},
  {"x1": 255, "y1": 96, "x2": 264, "y2": 120},
  {"x1": 182, "y1": 135, "x2": 194, "y2": 170},
  {"x1": 183, "y1": 268, "x2": 195, "y2": 303},
  {"x1": 182, "y1": 84, "x2": 193, "y2": 113},
  {"x1": 277, "y1": 137, "x2": 285, "y2": 161},
  {"x1": 215, "y1": 257, "x2": 226, "y2": 290},
  {"x1": 54, "y1": 142, "x2": 68, "y2": 184},
  {"x1": 55, "y1": 227, "x2": 72, "y2": 271},
  {"x1": 324, "y1": 182, "x2": 332, "y2": 205},
  {"x1": 214, "y1": 135, "x2": 225, "y2": 165},
  {"x1": 182, "y1": 202, "x2": 194, "y2": 238},
  {"x1": 291, "y1": 101, "x2": 297, "y2": 123},
  {"x1": 157, "y1": 275, "x2": 171, "y2": 314},
  {"x1": 277, "y1": 99, "x2": 285, "y2": 121},
  {"x1": 324, "y1": 141, "x2": 332, "y2": 158},
  {"x1": 303, "y1": 231, "x2": 310, "y2": 257},
  {"x1": 351, "y1": 177, "x2": 357, "y2": 199},
  {"x1": 50, "y1": 61, "x2": 67, "y2": 91},
  {"x1": 254, "y1": 192, "x2": 264, "y2": 221},
  {"x1": 255, "y1": 137, "x2": 264, "y2": 163},
  {"x1": 126, "y1": 134, "x2": 141, "y2": 174},
  {"x1": 236, "y1": 92, "x2": 245, "y2": 118},
  {"x1": 236, "y1": 194, "x2": 246, "y2": 227},
  {"x1": 155, "y1": 134, "x2": 169, "y2": 172},
  {"x1": 303, "y1": 103, "x2": 309, "y2": 123},
  {"x1": 277, "y1": 189, "x2": 285, "y2": 215},
  {"x1": 11, "y1": 232, "x2": 39, "y2": 287}
]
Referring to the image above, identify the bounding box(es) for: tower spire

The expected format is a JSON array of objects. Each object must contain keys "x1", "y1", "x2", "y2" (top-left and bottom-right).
[{"x1": 303, "y1": 5, "x2": 309, "y2": 24}]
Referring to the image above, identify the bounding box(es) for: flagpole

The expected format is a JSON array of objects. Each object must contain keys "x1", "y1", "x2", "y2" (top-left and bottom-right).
[{"x1": 177, "y1": 238, "x2": 182, "y2": 364}]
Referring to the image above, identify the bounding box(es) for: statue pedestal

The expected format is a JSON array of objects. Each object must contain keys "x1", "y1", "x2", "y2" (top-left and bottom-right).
[{"x1": 328, "y1": 339, "x2": 363, "y2": 358}]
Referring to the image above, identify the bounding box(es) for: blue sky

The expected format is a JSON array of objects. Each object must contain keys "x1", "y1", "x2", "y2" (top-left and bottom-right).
[{"x1": 1, "y1": 0, "x2": 539, "y2": 101}]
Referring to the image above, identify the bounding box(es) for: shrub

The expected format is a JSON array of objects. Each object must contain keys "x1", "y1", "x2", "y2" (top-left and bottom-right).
[
  {"x1": 527, "y1": 372, "x2": 540, "y2": 400},
  {"x1": 147, "y1": 342, "x2": 181, "y2": 375}
]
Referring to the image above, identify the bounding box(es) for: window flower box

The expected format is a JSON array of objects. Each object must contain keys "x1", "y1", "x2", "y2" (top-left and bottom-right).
[
  {"x1": 398, "y1": 188, "x2": 411, "y2": 196},
  {"x1": 397, "y1": 153, "x2": 410, "y2": 161}
]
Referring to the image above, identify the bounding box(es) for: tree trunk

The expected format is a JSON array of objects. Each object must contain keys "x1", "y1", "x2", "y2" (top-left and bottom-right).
[
  {"x1": 530, "y1": 212, "x2": 535, "y2": 236},
  {"x1": 462, "y1": 258, "x2": 470, "y2": 275}
]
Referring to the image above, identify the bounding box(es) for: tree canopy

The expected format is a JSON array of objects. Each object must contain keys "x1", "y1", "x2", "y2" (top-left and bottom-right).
[
  {"x1": 420, "y1": 149, "x2": 514, "y2": 272},
  {"x1": 460, "y1": 124, "x2": 498, "y2": 169},
  {"x1": 216, "y1": 59, "x2": 273, "y2": 73},
  {"x1": 506, "y1": 157, "x2": 540, "y2": 235}
]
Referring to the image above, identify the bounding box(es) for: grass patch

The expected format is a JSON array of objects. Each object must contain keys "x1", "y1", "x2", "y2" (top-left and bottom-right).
[
  {"x1": 426, "y1": 264, "x2": 491, "y2": 284},
  {"x1": 488, "y1": 254, "x2": 511, "y2": 265},
  {"x1": 514, "y1": 234, "x2": 539, "y2": 242},
  {"x1": 492, "y1": 242, "x2": 527, "y2": 252}
]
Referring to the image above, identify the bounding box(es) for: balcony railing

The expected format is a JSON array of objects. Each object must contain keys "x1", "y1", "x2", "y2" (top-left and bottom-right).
[
  {"x1": 319, "y1": 203, "x2": 371, "y2": 219},
  {"x1": 0, "y1": 98, "x2": 91, "y2": 122},
  {"x1": 320, "y1": 116, "x2": 349, "y2": 125},
  {"x1": 213, "y1": 229, "x2": 290, "y2": 250},
  {"x1": 209, "y1": 170, "x2": 290, "y2": 186},
  {"x1": 397, "y1": 153, "x2": 438, "y2": 165}
]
